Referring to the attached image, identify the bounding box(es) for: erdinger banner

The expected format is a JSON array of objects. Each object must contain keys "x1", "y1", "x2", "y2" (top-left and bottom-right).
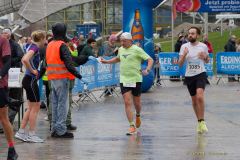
[
  {"x1": 159, "y1": 53, "x2": 214, "y2": 76},
  {"x1": 72, "y1": 60, "x2": 97, "y2": 93},
  {"x1": 96, "y1": 56, "x2": 118, "y2": 87},
  {"x1": 72, "y1": 57, "x2": 120, "y2": 94},
  {"x1": 217, "y1": 52, "x2": 240, "y2": 75},
  {"x1": 173, "y1": 0, "x2": 240, "y2": 13},
  {"x1": 159, "y1": 53, "x2": 181, "y2": 76},
  {"x1": 205, "y1": 53, "x2": 214, "y2": 76}
]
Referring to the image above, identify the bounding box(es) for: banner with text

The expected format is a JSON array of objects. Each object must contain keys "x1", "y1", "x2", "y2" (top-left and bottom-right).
[
  {"x1": 216, "y1": 52, "x2": 240, "y2": 75},
  {"x1": 72, "y1": 57, "x2": 120, "y2": 94},
  {"x1": 159, "y1": 53, "x2": 214, "y2": 77},
  {"x1": 174, "y1": 0, "x2": 240, "y2": 13},
  {"x1": 159, "y1": 53, "x2": 181, "y2": 76},
  {"x1": 205, "y1": 53, "x2": 214, "y2": 76}
]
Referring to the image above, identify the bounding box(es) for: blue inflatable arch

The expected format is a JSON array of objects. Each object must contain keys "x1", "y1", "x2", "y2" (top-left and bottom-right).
[{"x1": 122, "y1": 0, "x2": 163, "y2": 92}]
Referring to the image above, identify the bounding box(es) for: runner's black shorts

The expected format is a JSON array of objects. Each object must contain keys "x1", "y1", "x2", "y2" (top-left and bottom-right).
[
  {"x1": 0, "y1": 88, "x2": 9, "y2": 108},
  {"x1": 22, "y1": 75, "x2": 40, "y2": 102},
  {"x1": 184, "y1": 72, "x2": 208, "y2": 96},
  {"x1": 120, "y1": 82, "x2": 142, "y2": 97}
]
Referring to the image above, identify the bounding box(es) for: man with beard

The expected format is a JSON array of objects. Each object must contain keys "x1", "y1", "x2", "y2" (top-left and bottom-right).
[{"x1": 177, "y1": 27, "x2": 209, "y2": 134}]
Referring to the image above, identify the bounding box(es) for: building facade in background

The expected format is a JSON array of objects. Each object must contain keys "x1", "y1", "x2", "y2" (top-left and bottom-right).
[{"x1": 2, "y1": 0, "x2": 238, "y2": 37}]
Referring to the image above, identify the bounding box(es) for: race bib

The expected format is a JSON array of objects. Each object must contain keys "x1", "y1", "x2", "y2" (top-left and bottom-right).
[
  {"x1": 186, "y1": 61, "x2": 202, "y2": 75},
  {"x1": 123, "y1": 83, "x2": 136, "y2": 88}
]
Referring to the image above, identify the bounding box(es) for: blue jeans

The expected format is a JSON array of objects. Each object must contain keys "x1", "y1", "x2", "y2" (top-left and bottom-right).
[
  {"x1": 66, "y1": 79, "x2": 75, "y2": 126},
  {"x1": 50, "y1": 79, "x2": 69, "y2": 135}
]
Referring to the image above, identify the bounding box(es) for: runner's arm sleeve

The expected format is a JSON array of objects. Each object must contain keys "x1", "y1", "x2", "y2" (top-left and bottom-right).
[
  {"x1": 0, "y1": 55, "x2": 11, "y2": 77},
  {"x1": 60, "y1": 44, "x2": 82, "y2": 79}
]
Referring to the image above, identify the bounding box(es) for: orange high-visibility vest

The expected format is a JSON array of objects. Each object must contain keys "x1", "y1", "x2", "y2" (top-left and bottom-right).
[{"x1": 46, "y1": 40, "x2": 74, "y2": 80}]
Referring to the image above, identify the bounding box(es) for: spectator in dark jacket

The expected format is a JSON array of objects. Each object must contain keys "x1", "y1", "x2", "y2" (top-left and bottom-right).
[
  {"x1": 174, "y1": 34, "x2": 184, "y2": 52},
  {"x1": 224, "y1": 35, "x2": 237, "y2": 82},
  {"x1": 80, "y1": 38, "x2": 97, "y2": 57},
  {"x1": 224, "y1": 35, "x2": 236, "y2": 52},
  {"x1": 77, "y1": 35, "x2": 86, "y2": 54},
  {"x1": 2, "y1": 29, "x2": 24, "y2": 68}
]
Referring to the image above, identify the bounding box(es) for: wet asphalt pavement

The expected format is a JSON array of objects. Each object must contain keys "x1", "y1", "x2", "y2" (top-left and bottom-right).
[{"x1": 0, "y1": 80, "x2": 240, "y2": 160}]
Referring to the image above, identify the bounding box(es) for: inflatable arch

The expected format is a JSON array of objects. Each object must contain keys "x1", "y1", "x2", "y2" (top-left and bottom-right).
[{"x1": 122, "y1": 0, "x2": 163, "y2": 92}]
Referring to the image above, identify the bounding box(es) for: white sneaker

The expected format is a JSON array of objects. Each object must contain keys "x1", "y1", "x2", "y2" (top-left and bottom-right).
[
  {"x1": 27, "y1": 135, "x2": 44, "y2": 143},
  {"x1": 15, "y1": 131, "x2": 27, "y2": 142}
]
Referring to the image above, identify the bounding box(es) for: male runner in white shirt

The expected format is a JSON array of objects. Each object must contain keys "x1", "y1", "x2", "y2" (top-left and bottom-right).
[{"x1": 178, "y1": 26, "x2": 210, "y2": 134}]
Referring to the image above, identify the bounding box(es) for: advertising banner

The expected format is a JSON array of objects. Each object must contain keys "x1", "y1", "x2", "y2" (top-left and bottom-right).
[
  {"x1": 74, "y1": 60, "x2": 97, "y2": 93},
  {"x1": 122, "y1": 0, "x2": 162, "y2": 59},
  {"x1": 173, "y1": 0, "x2": 240, "y2": 13},
  {"x1": 216, "y1": 52, "x2": 240, "y2": 75},
  {"x1": 72, "y1": 58, "x2": 120, "y2": 94},
  {"x1": 159, "y1": 53, "x2": 181, "y2": 76},
  {"x1": 205, "y1": 53, "x2": 214, "y2": 76},
  {"x1": 159, "y1": 53, "x2": 214, "y2": 76},
  {"x1": 97, "y1": 63, "x2": 114, "y2": 87},
  {"x1": 122, "y1": 0, "x2": 162, "y2": 91}
]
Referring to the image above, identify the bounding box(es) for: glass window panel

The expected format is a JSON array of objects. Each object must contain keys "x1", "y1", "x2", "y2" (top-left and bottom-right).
[
  {"x1": 48, "y1": 12, "x2": 64, "y2": 21},
  {"x1": 107, "y1": 15, "x2": 113, "y2": 24},
  {"x1": 66, "y1": 5, "x2": 80, "y2": 12},
  {"x1": 66, "y1": 21, "x2": 80, "y2": 31},
  {"x1": 66, "y1": 11, "x2": 80, "y2": 20},
  {"x1": 107, "y1": 1, "x2": 122, "y2": 24},
  {"x1": 94, "y1": 10, "x2": 101, "y2": 19},
  {"x1": 114, "y1": 7, "x2": 122, "y2": 24},
  {"x1": 115, "y1": 15, "x2": 122, "y2": 24}
]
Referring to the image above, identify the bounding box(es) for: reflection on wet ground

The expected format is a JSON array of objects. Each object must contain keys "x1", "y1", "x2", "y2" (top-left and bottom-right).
[{"x1": 0, "y1": 82, "x2": 239, "y2": 160}]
